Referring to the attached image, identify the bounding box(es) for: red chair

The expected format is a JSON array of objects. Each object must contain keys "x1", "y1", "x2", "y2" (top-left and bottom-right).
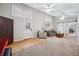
[{"x1": 0, "y1": 37, "x2": 8, "y2": 56}]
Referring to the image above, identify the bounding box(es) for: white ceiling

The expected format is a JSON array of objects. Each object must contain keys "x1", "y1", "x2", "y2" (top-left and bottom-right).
[{"x1": 25, "y1": 3, "x2": 79, "y2": 16}]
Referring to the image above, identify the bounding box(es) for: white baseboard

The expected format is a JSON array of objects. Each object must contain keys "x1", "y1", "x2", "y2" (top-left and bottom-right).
[{"x1": 14, "y1": 36, "x2": 36, "y2": 42}]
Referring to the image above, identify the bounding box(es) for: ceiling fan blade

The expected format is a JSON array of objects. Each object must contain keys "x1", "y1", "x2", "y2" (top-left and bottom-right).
[
  {"x1": 42, "y1": 9, "x2": 56, "y2": 13},
  {"x1": 49, "y1": 9, "x2": 56, "y2": 11},
  {"x1": 42, "y1": 9, "x2": 50, "y2": 13},
  {"x1": 42, "y1": 4, "x2": 48, "y2": 9},
  {"x1": 42, "y1": 9, "x2": 48, "y2": 11},
  {"x1": 49, "y1": 4, "x2": 55, "y2": 8}
]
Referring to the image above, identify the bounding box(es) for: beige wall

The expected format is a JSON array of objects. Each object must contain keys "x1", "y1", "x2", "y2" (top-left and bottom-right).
[
  {"x1": 0, "y1": 3, "x2": 12, "y2": 19},
  {"x1": 76, "y1": 16, "x2": 79, "y2": 45}
]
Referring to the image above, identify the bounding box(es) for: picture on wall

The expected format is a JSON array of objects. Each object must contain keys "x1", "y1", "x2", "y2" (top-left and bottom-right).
[{"x1": 26, "y1": 19, "x2": 32, "y2": 31}]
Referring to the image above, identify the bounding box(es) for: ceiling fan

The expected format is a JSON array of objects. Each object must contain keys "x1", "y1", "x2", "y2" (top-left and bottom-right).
[
  {"x1": 42, "y1": 4, "x2": 56, "y2": 13},
  {"x1": 42, "y1": 4, "x2": 66, "y2": 16}
]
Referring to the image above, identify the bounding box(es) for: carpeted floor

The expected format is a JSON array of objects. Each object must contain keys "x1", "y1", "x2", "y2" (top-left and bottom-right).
[{"x1": 12, "y1": 36, "x2": 79, "y2": 56}]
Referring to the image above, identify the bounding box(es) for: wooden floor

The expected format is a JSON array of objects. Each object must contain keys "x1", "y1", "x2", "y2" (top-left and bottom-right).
[
  {"x1": 12, "y1": 37, "x2": 79, "y2": 56},
  {"x1": 8, "y1": 38, "x2": 40, "y2": 52}
]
